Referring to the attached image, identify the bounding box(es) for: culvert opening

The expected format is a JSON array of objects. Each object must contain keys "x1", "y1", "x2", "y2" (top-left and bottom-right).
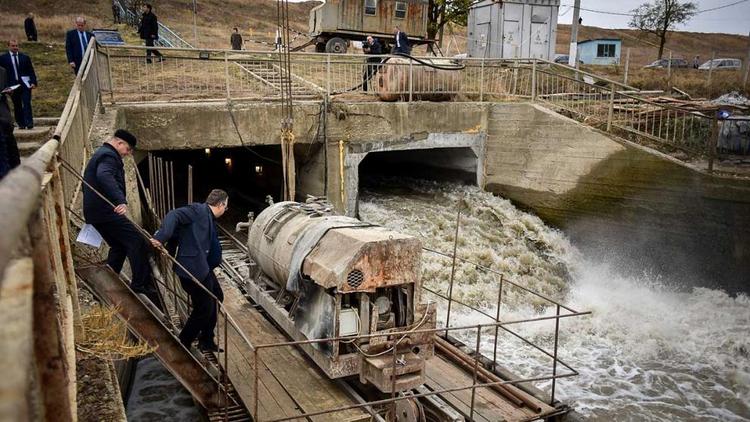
[
  {"x1": 138, "y1": 146, "x2": 283, "y2": 229},
  {"x1": 359, "y1": 147, "x2": 478, "y2": 188}
]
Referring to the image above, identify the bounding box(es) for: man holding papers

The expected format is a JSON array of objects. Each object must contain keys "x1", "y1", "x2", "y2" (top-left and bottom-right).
[{"x1": 0, "y1": 39, "x2": 36, "y2": 129}]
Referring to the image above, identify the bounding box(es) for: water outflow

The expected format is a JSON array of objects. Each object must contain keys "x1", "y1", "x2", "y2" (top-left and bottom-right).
[{"x1": 359, "y1": 178, "x2": 750, "y2": 422}]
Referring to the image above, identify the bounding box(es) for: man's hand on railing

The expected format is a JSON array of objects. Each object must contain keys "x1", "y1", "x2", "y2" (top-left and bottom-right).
[
  {"x1": 149, "y1": 238, "x2": 168, "y2": 255},
  {"x1": 114, "y1": 204, "x2": 127, "y2": 215}
]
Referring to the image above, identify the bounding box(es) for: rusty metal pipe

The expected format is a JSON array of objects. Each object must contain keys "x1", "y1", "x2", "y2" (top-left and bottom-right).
[{"x1": 435, "y1": 336, "x2": 545, "y2": 411}]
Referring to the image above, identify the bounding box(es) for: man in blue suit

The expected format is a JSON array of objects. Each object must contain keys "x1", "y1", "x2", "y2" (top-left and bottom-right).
[
  {"x1": 83, "y1": 129, "x2": 161, "y2": 307},
  {"x1": 0, "y1": 40, "x2": 37, "y2": 129},
  {"x1": 65, "y1": 17, "x2": 94, "y2": 75},
  {"x1": 393, "y1": 25, "x2": 410, "y2": 55},
  {"x1": 151, "y1": 189, "x2": 228, "y2": 352}
]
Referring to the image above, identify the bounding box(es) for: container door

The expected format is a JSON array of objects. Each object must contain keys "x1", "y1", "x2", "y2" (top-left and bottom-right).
[
  {"x1": 472, "y1": 4, "x2": 492, "y2": 57},
  {"x1": 339, "y1": 0, "x2": 363, "y2": 31},
  {"x1": 502, "y1": 3, "x2": 522, "y2": 58},
  {"x1": 529, "y1": 6, "x2": 550, "y2": 59}
]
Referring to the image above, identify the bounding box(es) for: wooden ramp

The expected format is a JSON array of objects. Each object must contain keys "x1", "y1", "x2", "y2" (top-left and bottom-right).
[
  {"x1": 219, "y1": 276, "x2": 370, "y2": 422},
  {"x1": 424, "y1": 354, "x2": 556, "y2": 422}
]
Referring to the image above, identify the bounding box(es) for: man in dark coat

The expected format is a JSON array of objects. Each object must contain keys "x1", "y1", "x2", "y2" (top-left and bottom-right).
[
  {"x1": 393, "y1": 25, "x2": 410, "y2": 54},
  {"x1": 138, "y1": 4, "x2": 163, "y2": 63},
  {"x1": 362, "y1": 36, "x2": 382, "y2": 91},
  {"x1": 230, "y1": 27, "x2": 243, "y2": 50},
  {"x1": 83, "y1": 130, "x2": 160, "y2": 306},
  {"x1": 24, "y1": 14, "x2": 38, "y2": 42},
  {"x1": 65, "y1": 16, "x2": 95, "y2": 75},
  {"x1": 0, "y1": 40, "x2": 37, "y2": 129},
  {"x1": 112, "y1": 0, "x2": 121, "y2": 24},
  {"x1": 151, "y1": 189, "x2": 228, "y2": 352},
  {"x1": 0, "y1": 67, "x2": 20, "y2": 180}
]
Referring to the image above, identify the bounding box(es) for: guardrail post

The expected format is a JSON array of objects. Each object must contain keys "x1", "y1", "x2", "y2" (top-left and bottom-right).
[
  {"x1": 550, "y1": 304, "x2": 560, "y2": 405},
  {"x1": 607, "y1": 84, "x2": 615, "y2": 132},
  {"x1": 492, "y1": 275, "x2": 503, "y2": 371},
  {"x1": 408, "y1": 58, "x2": 414, "y2": 102},
  {"x1": 105, "y1": 46, "x2": 115, "y2": 104},
  {"x1": 224, "y1": 51, "x2": 230, "y2": 101},
  {"x1": 708, "y1": 116, "x2": 719, "y2": 173},
  {"x1": 531, "y1": 59, "x2": 537, "y2": 102},
  {"x1": 479, "y1": 57, "x2": 485, "y2": 102},
  {"x1": 707, "y1": 51, "x2": 716, "y2": 94},
  {"x1": 326, "y1": 54, "x2": 331, "y2": 96},
  {"x1": 623, "y1": 48, "x2": 630, "y2": 85}
]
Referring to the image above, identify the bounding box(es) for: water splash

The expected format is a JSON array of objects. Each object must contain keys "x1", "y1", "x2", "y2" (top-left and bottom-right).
[{"x1": 359, "y1": 178, "x2": 750, "y2": 421}]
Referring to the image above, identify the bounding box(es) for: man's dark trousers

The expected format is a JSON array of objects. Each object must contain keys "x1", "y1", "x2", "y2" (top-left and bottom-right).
[
  {"x1": 178, "y1": 271, "x2": 224, "y2": 348},
  {"x1": 145, "y1": 38, "x2": 162, "y2": 62},
  {"x1": 93, "y1": 215, "x2": 160, "y2": 306},
  {"x1": 10, "y1": 86, "x2": 32, "y2": 129}
]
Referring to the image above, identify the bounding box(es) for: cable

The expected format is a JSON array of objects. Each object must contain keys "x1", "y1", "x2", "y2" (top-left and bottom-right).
[
  {"x1": 350, "y1": 306, "x2": 433, "y2": 358},
  {"x1": 226, "y1": 100, "x2": 282, "y2": 165},
  {"x1": 558, "y1": 0, "x2": 748, "y2": 18}
]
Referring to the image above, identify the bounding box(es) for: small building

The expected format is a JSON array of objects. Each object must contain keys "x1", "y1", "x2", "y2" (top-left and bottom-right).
[
  {"x1": 466, "y1": 0, "x2": 559, "y2": 59},
  {"x1": 577, "y1": 38, "x2": 621, "y2": 65}
]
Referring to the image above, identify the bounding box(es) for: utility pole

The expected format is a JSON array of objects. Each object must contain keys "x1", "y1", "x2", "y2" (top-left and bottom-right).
[
  {"x1": 743, "y1": 30, "x2": 750, "y2": 88},
  {"x1": 192, "y1": 0, "x2": 198, "y2": 47},
  {"x1": 568, "y1": 0, "x2": 581, "y2": 67}
]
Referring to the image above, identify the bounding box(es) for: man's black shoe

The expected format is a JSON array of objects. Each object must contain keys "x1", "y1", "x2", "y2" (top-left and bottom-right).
[{"x1": 198, "y1": 342, "x2": 223, "y2": 353}]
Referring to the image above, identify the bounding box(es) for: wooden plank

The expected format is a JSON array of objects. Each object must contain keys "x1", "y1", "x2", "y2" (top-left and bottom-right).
[
  {"x1": 425, "y1": 354, "x2": 552, "y2": 422},
  {"x1": 0, "y1": 258, "x2": 34, "y2": 421},
  {"x1": 220, "y1": 277, "x2": 369, "y2": 422}
]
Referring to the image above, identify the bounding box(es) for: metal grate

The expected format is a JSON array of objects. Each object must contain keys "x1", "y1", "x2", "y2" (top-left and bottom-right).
[{"x1": 347, "y1": 269, "x2": 364, "y2": 288}]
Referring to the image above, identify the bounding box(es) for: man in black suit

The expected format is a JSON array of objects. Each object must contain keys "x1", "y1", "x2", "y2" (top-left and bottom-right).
[
  {"x1": 24, "y1": 14, "x2": 38, "y2": 42},
  {"x1": 0, "y1": 67, "x2": 20, "y2": 180},
  {"x1": 65, "y1": 16, "x2": 94, "y2": 75},
  {"x1": 393, "y1": 25, "x2": 410, "y2": 55},
  {"x1": 362, "y1": 36, "x2": 382, "y2": 91},
  {"x1": 0, "y1": 40, "x2": 37, "y2": 129},
  {"x1": 83, "y1": 130, "x2": 161, "y2": 306},
  {"x1": 138, "y1": 4, "x2": 163, "y2": 63},
  {"x1": 151, "y1": 189, "x2": 228, "y2": 352}
]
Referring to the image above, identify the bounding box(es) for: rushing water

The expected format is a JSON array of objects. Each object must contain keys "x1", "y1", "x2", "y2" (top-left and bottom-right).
[
  {"x1": 359, "y1": 178, "x2": 750, "y2": 422},
  {"x1": 126, "y1": 357, "x2": 204, "y2": 421}
]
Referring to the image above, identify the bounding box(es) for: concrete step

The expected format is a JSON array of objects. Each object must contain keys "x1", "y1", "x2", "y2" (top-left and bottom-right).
[
  {"x1": 34, "y1": 117, "x2": 59, "y2": 127},
  {"x1": 18, "y1": 141, "x2": 43, "y2": 157},
  {"x1": 14, "y1": 125, "x2": 53, "y2": 142}
]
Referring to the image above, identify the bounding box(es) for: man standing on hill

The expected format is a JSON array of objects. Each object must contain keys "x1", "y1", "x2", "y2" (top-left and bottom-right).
[
  {"x1": 139, "y1": 4, "x2": 164, "y2": 63},
  {"x1": 0, "y1": 67, "x2": 20, "y2": 180},
  {"x1": 24, "y1": 13, "x2": 37, "y2": 42},
  {"x1": 0, "y1": 40, "x2": 37, "y2": 130},
  {"x1": 65, "y1": 17, "x2": 94, "y2": 75},
  {"x1": 83, "y1": 130, "x2": 161, "y2": 306},
  {"x1": 112, "y1": 0, "x2": 122, "y2": 24},
  {"x1": 230, "y1": 27, "x2": 243, "y2": 50},
  {"x1": 693, "y1": 55, "x2": 700, "y2": 69},
  {"x1": 150, "y1": 189, "x2": 228, "y2": 352}
]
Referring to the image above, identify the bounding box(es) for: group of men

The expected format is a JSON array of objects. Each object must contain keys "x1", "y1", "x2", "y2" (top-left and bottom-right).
[
  {"x1": 362, "y1": 25, "x2": 411, "y2": 91},
  {"x1": 83, "y1": 129, "x2": 228, "y2": 352}
]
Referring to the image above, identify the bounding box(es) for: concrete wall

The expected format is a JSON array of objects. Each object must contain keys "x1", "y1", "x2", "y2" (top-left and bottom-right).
[
  {"x1": 484, "y1": 103, "x2": 750, "y2": 292},
  {"x1": 113, "y1": 100, "x2": 750, "y2": 291}
]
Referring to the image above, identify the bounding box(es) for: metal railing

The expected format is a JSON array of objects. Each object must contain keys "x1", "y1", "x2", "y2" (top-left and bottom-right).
[
  {"x1": 114, "y1": 0, "x2": 194, "y2": 49},
  {"x1": 96, "y1": 44, "x2": 750, "y2": 171}
]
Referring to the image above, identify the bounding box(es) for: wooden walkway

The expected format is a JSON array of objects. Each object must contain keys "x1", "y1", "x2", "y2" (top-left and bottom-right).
[
  {"x1": 220, "y1": 277, "x2": 369, "y2": 422},
  {"x1": 424, "y1": 355, "x2": 556, "y2": 422}
]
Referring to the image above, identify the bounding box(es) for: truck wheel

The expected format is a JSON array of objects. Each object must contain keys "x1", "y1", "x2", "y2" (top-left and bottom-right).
[
  {"x1": 315, "y1": 42, "x2": 326, "y2": 53},
  {"x1": 325, "y1": 37, "x2": 347, "y2": 54}
]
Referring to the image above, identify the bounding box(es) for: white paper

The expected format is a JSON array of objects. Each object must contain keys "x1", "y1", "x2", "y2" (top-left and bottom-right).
[
  {"x1": 1, "y1": 84, "x2": 20, "y2": 93},
  {"x1": 76, "y1": 224, "x2": 103, "y2": 247},
  {"x1": 21, "y1": 76, "x2": 31, "y2": 88}
]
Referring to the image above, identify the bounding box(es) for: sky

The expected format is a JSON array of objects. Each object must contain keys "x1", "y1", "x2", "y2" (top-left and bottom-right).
[{"x1": 558, "y1": 0, "x2": 750, "y2": 35}]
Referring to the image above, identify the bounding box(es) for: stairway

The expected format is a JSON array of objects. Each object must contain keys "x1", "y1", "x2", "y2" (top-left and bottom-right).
[
  {"x1": 16, "y1": 117, "x2": 58, "y2": 157},
  {"x1": 75, "y1": 265, "x2": 252, "y2": 418},
  {"x1": 236, "y1": 60, "x2": 323, "y2": 99}
]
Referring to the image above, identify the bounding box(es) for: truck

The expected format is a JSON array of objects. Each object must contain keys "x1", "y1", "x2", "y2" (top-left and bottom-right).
[{"x1": 308, "y1": 0, "x2": 434, "y2": 53}]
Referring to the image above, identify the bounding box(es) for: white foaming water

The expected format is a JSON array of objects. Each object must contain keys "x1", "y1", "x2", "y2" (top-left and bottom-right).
[
  {"x1": 359, "y1": 178, "x2": 750, "y2": 421},
  {"x1": 126, "y1": 356, "x2": 204, "y2": 421}
]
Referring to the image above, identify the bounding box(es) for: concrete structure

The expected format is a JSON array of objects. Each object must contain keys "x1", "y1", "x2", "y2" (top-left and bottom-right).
[
  {"x1": 577, "y1": 38, "x2": 621, "y2": 65},
  {"x1": 466, "y1": 0, "x2": 559, "y2": 59},
  {"x1": 117, "y1": 100, "x2": 750, "y2": 293}
]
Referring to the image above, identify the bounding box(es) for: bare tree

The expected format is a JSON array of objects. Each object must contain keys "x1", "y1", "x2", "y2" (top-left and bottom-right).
[
  {"x1": 427, "y1": 0, "x2": 471, "y2": 46},
  {"x1": 629, "y1": 0, "x2": 697, "y2": 59}
]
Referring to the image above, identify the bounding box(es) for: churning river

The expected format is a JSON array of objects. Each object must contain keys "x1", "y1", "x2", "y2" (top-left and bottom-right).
[{"x1": 359, "y1": 178, "x2": 750, "y2": 422}]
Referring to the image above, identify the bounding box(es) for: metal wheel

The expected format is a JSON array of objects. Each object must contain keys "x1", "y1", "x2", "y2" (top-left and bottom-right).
[{"x1": 325, "y1": 37, "x2": 348, "y2": 54}]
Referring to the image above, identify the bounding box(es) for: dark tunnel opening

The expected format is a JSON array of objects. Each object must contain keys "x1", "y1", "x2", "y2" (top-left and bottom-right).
[
  {"x1": 358, "y1": 147, "x2": 479, "y2": 189},
  {"x1": 138, "y1": 146, "x2": 283, "y2": 231}
]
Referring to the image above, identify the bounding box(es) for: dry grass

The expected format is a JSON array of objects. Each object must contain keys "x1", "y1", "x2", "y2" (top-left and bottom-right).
[{"x1": 77, "y1": 304, "x2": 157, "y2": 360}]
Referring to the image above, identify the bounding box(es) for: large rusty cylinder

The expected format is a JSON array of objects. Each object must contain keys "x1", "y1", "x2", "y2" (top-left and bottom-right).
[
  {"x1": 375, "y1": 58, "x2": 462, "y2": 102},
  {"x1": 248, "y1": 201, "x2": 422, "y2": 293}
]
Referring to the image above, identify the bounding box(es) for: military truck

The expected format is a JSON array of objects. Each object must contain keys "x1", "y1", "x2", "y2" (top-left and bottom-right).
[{"x1": 308, "y1": 0, "x2": 434, "y2": 53}]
